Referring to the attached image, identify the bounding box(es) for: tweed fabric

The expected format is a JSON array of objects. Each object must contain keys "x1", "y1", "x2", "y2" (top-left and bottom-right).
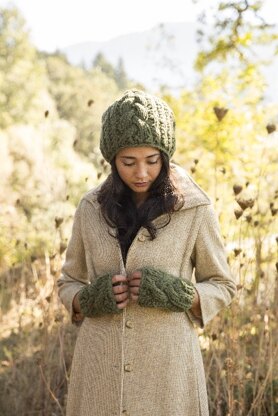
[
  {"x1": 78, "y1": 273, "x2": 120, "y2": 317},
  {"x1": 100, "y1": 89, "x2": 176, "y2": 162},
  {"x1": 138, "y1": 267, "x2": 195, "y2": 311},
  {"x1": 57, "y1": 164, "x2": 236, "y2": 416}
]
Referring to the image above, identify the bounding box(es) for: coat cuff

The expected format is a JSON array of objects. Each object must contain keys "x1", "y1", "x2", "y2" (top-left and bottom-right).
[
  {"x1": 193, "y1": 281, "x2": 235, "y2": 327},
  {"x1": 58, "y1": 281, "x2": 86, "y2": 324},
  {"x1": 186, "y1": 286, "x2": 204, "y2": 328}
]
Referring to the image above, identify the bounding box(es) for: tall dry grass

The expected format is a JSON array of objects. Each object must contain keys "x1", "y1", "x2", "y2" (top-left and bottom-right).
[{"x1": 0, "y1": 255, "x2": 76, "y2": 415}]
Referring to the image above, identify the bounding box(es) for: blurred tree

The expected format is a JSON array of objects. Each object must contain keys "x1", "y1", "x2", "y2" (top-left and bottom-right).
[
  {"x1": 0, "y1": 119, "x2": 99, "y2": 268},
  {"x1": 194, "y1": 0, "x2": 278, "y2": 71},
  {"x1": 114, "y1": 57, "x2": 129, "y2": 90},
  {"x1": 93, "y1": 52, "x2": 130, "y2": 90},
  {"x1": 92, "y1": 52, "x2": 115, "y2": 78},
  {"x1": 164, "y1": 0, "x2": 277, "y2": 241},
  {"x1": 45, "y1": 53, "x2": 120, "y2": 157},
  {"x1": 0, "y1": 6, "x2": 50, "y2": 128},
  {"x1": 165, "y1": 0, "x2": 277, "y2": 195}
]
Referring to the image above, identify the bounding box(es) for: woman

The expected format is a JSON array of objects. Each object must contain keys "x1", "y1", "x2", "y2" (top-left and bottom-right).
[{"x1": 57, "y1": 89, "x2": 236, "y2": 416}]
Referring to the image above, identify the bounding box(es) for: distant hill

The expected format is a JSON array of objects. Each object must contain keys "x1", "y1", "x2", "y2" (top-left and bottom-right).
[
  {"x1": 62, "y1": 21, "x2": 278, "y2": 100},
  {"x1": 61, "y1": 22, "x2": 198, "y2": 91}
]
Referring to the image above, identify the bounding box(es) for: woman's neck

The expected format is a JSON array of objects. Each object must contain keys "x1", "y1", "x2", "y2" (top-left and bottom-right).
[{"x1": 133, "y1": 192, "x2": 148, "y2": 208}]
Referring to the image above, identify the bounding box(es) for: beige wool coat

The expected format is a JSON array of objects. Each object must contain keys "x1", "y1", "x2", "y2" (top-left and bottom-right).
[{"x1": 57, "y1": 165, "x2": 236, "y2": 416}]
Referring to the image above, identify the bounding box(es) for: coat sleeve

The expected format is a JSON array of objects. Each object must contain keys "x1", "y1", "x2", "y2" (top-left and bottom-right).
[
  {"x1": 57, "y1": 199, "x2": 89, "y2": 322},
  {"x1": 188, "y1": 204, "x2": 236, "y2": 328}
]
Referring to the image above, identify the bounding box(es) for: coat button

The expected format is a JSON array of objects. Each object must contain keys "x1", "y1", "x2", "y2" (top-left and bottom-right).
[
  {"x1": 138, "y1": 235, "x2": 146, "y2": 242},
  {"x1": 126, "y1": 320, "x2": 133, "y2": 329},
  {"x1": 124, "y1": 363, "x2": 132, "y2": 372}
]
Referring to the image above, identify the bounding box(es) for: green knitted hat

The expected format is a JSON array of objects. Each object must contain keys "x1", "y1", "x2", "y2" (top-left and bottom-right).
[{"x1": 100, "y1": 89, "x2": 176, "y2": 162}]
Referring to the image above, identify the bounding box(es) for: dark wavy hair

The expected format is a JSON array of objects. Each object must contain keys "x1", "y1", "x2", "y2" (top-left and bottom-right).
[{"x1": 97, "y1": 152, "x2": 184, "y2": 260}]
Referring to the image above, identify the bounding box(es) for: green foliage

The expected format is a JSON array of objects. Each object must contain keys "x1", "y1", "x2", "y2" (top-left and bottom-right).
[
  {"x1": 114, "y1": 57, "x2": 129, "y2": 90},
  {"x1": 0, "y1": 6, "x2": 125, "y2": 269},
  {"x1": 93, "y1": 52, "x2": 115, "y2": 78},
  {"x1": 92, "y1": 52, "x2": 130, "y2": 90},
  {"x1": 195, "y1": 0, "x2": 278, "y2": 72},
  {"x1": 0, "y1": 7, "x2": 51, "y2": 128},
  {"x1": 45, "y1": 53, "x2": 120, "y2": 156},
  {"x1": 0, "y1": 123, "x2": 97, "y2": 269}
]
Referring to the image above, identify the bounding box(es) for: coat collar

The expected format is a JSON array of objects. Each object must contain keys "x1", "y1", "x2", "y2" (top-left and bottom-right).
[
  {"x1": 170, "y1": 164, "x2": 211, "y2": 210},
  {"x1": 83, "y1": 163, "x2": 211, "y2": 211}
]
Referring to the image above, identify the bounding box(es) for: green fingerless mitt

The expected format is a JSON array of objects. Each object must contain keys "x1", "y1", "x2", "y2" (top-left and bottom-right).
[
  {"x1": 138, "y1": 267, "x2": 195, "y2": 312},
  {"x1": 78, "y1": 274, "x2": 120, "y2": 317}
]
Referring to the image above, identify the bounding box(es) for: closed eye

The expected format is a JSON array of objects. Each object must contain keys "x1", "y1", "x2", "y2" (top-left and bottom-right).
[{"x1": 122, "y1": 159, "x2": 159, "y2": 167}]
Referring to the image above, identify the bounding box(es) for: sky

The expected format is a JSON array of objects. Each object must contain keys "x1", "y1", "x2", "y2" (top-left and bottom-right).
[{"x1": 0, "y1": 0, "x2": 277, "y2": 52}]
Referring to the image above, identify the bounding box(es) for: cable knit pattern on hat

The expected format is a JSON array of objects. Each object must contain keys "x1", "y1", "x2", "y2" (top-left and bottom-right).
[
  {"x1": 138, "y1": 267, "x2": 195, "y2": 311},
  {"x1": 100, "y1": 89, "x2": 176, "y2": 161}
]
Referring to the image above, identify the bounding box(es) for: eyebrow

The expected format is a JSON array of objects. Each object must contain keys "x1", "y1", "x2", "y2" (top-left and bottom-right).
[{"x1": 119, "y1": 153, "x2": 160, "y2": 160}]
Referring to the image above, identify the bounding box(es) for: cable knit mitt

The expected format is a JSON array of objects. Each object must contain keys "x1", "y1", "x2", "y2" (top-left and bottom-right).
[
  {"x1": 138, "y1": 267, "x2": 195, "y2": 312},
  {"x1": 78, "y1": 274, "x2": 120, "y2": 317}
]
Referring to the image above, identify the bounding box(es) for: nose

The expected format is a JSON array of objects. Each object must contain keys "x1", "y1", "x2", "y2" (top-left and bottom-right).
[{"x1": 135, "y1": 163, "x2": 148, "y2": 179}]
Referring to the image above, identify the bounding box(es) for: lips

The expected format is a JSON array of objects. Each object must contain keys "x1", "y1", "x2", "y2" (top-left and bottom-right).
[{"x1": 134, "y1": 182, "x2": 148, "y2": 187}]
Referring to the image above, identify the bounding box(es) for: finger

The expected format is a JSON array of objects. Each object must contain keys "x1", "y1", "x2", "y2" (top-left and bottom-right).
[
  {"x1": 131, "y1": 270, "x2": 142, "y2": 279},
  {"x1": 112, "y1": 285, "x2": 129, "y2": 295},
  {"x1": 113, "y1": 281, "x2": 128, "y2": 287},
  {"x1": 129, "y1": 286, "x2": 140, "y2": 295},
  {"x1": 129, "y1": 278, "x2": 141, "y2": 287},
  {"x1": 74, "y1": 313, "x2": 84, "y2": 322},
  {"x1": 116, "y1": 298, "x2": 129, "y2": 309},
  {"x1": 115, "y1": 292, "x2": 129, "y2": 303},
  {"x1": 112, "y1": 275, "x2": 128, "y2": 285},
  {"x1": 130, "y1": 293, "x2": 139, "y2": 301}
]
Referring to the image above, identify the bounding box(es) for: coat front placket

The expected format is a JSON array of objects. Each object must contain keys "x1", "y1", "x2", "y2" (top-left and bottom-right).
[
  {"x1": 118, "y1": 221, "x2": 170, "y2": 416},
  {"x1": 114, "y1": 226, "x2": 145, "y2": 416}
]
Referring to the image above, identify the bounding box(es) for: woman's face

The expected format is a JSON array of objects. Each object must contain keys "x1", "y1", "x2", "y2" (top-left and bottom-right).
[{"x1": 115, "y1": 146, "x2": 162, "y2": 203}]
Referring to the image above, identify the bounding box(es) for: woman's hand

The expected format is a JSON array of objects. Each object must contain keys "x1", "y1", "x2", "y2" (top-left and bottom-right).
[
  {"x1": 129, "y1": 270, "x2": 202, "y2": 318},
  {"x1": 72, "y1": 292, "x2": 85, "y2": 321},
  {"x1": 128, "y1": 270, "x2": 142, "y2": 302},
  {"x1": 112, "y1": 275, "x2": 129, "y2": 309},
  {"x1": 190, "y1": 288, "x2": 202, "y2": 319}
]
